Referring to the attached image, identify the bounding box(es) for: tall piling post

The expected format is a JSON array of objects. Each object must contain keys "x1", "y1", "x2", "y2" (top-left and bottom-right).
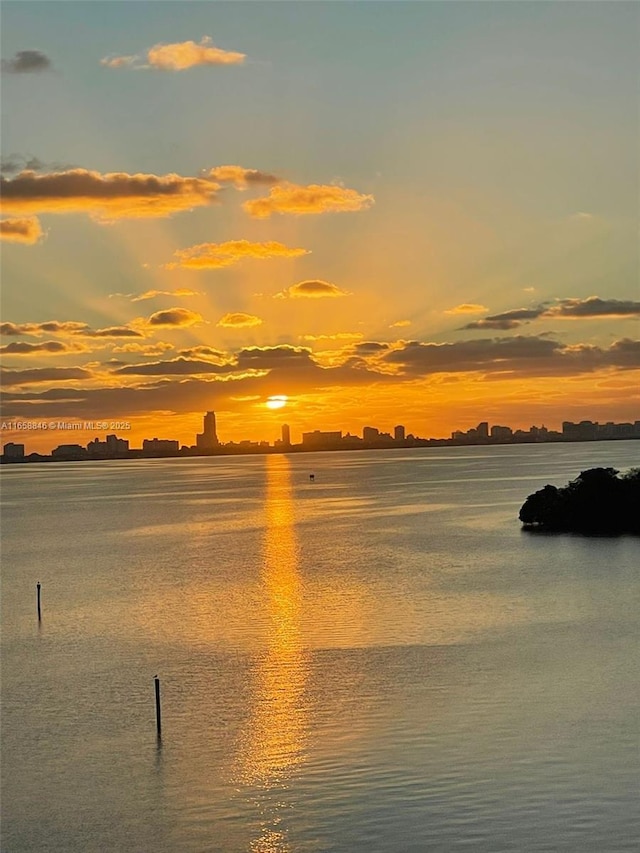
[
  {"x1": 154, "y1": 675, "x2": 162, "y2": 739},
  {"x1": 37, "y1": 582, "x2": 42, "y2": 621}
]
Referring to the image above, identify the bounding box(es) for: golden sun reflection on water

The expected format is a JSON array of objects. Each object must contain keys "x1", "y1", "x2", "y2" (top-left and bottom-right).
[{"x1": 235, "y1": 455, "x2": 309, "y2": 852}]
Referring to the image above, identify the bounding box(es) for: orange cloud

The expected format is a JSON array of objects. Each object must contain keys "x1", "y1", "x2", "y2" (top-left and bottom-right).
[
  {"x1": 130, "y1": 288, "x2": 201, "y2": 302},
  {"x1": 165, "y1": 239, "x2": 309, "y2": 270},
  {"x1": 243, "y1": 183, "x2": 374, "y2": 218},
  {"x1": 275, "y1": 280, "x2": 348, "y2": 299},
  {"x1": 1, "y1": 320, "x2": 89, "y2": 336},
  {"x1": 208, "y1": 165, "x2": 280, "y2": 188},
  {"x1": 0, "y1": 340, "x2": 88, "y2": 356},
  {"x1": 389, "y1": 320, "x2": 411, "y2": 328},
  {"x1": 0, "y1": 216, "x2": 43, "y2": 244},
  {"x1": 217, "y1": 312, "x2": 263, "y2": 328},
  {"x1": 112, "y1": 342, "x2": 175, "y2": 355},
  {"x1": 102, "y1": 36, "x2": 245, "y2": 71},
  {"x1": 444, "y1": 304, "x2": 488, "y2": 315},
  {"x1": 300, "y1": 332, "x2": 364, "y2": 341},
  {"x1": 144, "y1": 308, "x2": 204, "y2": 328},
  {"x1": 0, "y1": 169, "x2": 220, "y2": 221}
]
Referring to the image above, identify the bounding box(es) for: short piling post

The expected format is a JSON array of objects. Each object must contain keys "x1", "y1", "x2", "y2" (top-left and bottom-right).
[
  {"x1": 37, "y1": 582, "x2": 41, "y2": 621},
  {"x1": 154, "y1": 675, "x2": 162, "y2": 739}
]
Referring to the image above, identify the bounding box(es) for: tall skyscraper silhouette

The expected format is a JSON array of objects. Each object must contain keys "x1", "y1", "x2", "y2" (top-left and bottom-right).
[
  {"x1": 282, "y1": 424, "x2": 291, "y2": 446},
  {"x1": 196, "y1": 411, "x2": 219, "y2": 450}
]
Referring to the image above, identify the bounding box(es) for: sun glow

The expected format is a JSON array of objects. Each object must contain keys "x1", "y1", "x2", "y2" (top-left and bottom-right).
[{"x1": 265, "y1": 395, "x2": 288, "y2": 409}]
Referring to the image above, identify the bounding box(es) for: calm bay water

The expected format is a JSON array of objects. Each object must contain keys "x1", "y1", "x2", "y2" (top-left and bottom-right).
[{"x1": 1, "y1": 442, "x2": 639, "y2": 852}]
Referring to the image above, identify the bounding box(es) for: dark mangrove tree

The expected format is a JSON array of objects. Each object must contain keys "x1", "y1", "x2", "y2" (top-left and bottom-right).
[{"x1": 519, "y1": 467, "x2": 640, "y2": 534}]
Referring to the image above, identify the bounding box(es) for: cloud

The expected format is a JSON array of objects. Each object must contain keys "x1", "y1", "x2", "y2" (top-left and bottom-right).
[
  {"x1": 389, "y1": 320, "x2": 411, "y2": 328},
  {"x1": 463, "y1": 308, "x2": 547, "y2": 330},
  {"x1": 0, "y1": 340, "x2": 87, "y2": 356},
  {"x1": 82, "y1": 326, "x2": 146, "y2": 338},
  {"x1": 462, "y1": 297, "x2": 640, "y2": 330},
  {"x1": 275, "y1": 280, "x2": 348, "y2": 299},
  {"x1": 552, "y1": 297, "x2": 640, "y2": 318},
  {"x1": 0, "y1": 169, "x2": 220, "y2": 222},
  {"x1": 145, "y1": 308, "x2": 203, "y2": 328},
  {"x1": 112, "y1": 342, "x2": 174, "y2": 356},
  {"x1": 0, "y1": 367, "x2": 92, "y2": 386},
  {"x1": 217, "y1": 313, "x2": 263, "y2": 328},
  {"x1": 1, "y1": 50, "x2": 52, "y2": 74},
  {"x1": 178, "y1": 346, "x2": 228, "y2": 362},
  {"x1": 1, "y1": 155, "x2": 75, "y2": 175},
  {"x1": 444, "y1": 304, "x2": 487, "y2": 315},
  {"x1": 243, "y1": 183, "x2": 374, "y2": 218},
  {"x1": 102, "y1": 37, "x2": 245, "y2": 71},
  {"x1": 3, "y1": 336, "x2": 637, "y2": 422},
  {"x1": 463, "y1": 318, "x2": 528, "y2": 331},
  {"x1": 100, "y1": 55, "x2": 138, "y2": 69},
  {"x1": 130, "y1": 288, "x2": 201, "y2": 302},
  {"x1": 113, "y1": 357, "x2": 232, "y2": 376},
  {"x1": 208, "y1": 165, "x2": 280, "y2": 188},
  {"x1": 236, "y1": 345, "x2": 315, "y2": 371},
  {"x1": 0, "y1": 216, "x2": 43, "y2": 244},
  {"x1": 382, "y1": 335, "x2": 640, "y2": 377},
  {"x1": 165, "y1": 239, "x2": 309, "y2": 270},
  {"x1": 1, "y1": 320, "x2": 90, "y2": 337},
  {"x1": 300, "y1": 332, "x2": 364, "y2": 341},
  {"x1": 0, "y1": 320, "x2": 153, "y2": 340}
]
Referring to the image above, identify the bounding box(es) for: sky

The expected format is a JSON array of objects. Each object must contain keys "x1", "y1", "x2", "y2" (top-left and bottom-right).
[{"x1": 1, "y1": 0, "x2": 638, "y2": 452}]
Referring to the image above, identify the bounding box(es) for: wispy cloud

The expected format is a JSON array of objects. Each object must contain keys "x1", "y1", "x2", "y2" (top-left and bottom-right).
[
  {"x1": 1, "y1": 367, "x2": 92, "y2": 386},
  {"x1": 208, "y1": 165, "x2": 280, "y2": 188},
  {"x1": 0, "y1": 169, "x2": 220, "y2": 222},
  {"x1": 462, "y1": 297, "x2": 640, "y2": 330},
  {"x1": 101, "y1": 37, "x2": 245, "y2": 71},
  {"x1": 300, "y1": 332, "x2": 364, "y2": 341},
  {"x1": 112, "y1": 342, "x2": 174, "y2": 356},
  {"x1": 275, "y1": 280, "x2": 349, "y2": 299},
  {"x1": 134, "y1": 288, "x2": 201, "y2": 302},
  {"x1": 0, "y1": 216, "x2": 43, "y2": 244},
  {"x1": 113, "y1": 357, "x2": 233, "y2": 376},
  {"x1": 1, "y1": 50, "x2": 52, "y2": 74},
  {"x1": 389, "y1": 320, "x2": 412, "y2": 328},
  {"x1": 243, "y1": 183, "x2": 374, "y2": 218},
  {"x1": 217, "y1": 313, "x2": 263, "y2": 328},
  {"x1": 444, "y1": 304, "x2": 487, "y2": 315},
  {"x1": 82, "y1": 327, "x2": 146, "y2": 339},
  {"x1": 165, "y1": 239, "x2": 309, "y2": 270}
]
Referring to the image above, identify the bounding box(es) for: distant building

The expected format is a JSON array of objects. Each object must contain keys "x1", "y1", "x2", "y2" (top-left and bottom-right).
[
  {"x1": 281, "y1": 424, "x2": 291, "y2": 446},
  {"x1": 196, "y1": 411, "x2": 219, "y2": 450},
  {"x1": 52, "y1": 444, "x2": 87, "y2": 460},
  {"x1": 563, "y1": 420, "x2": 598, "y2": 441},
  {"x1": 3, "y1": 442, "x2": 25, "y2": 460},
  {"x1": 394, "y1": 425, "x2": 406, "y2": 443},
  {"x1": 87, "y1": 434, "x2": 129, "y2": 458},
  {"x1": 490, "y1": 425, "x2": 513, "y2": 440},
  {"x1": 476, "y1": 422, "x2": 489, "y2": 439},
  {"x1": 142, "y1": 438, "x2": 179, "y2": 455},
  {"x1": 301, "y1": 430, "x2": 342, "y2": 449},
  {"x1": 363, "y1": 426, "x2": 379, "y2": 442}
]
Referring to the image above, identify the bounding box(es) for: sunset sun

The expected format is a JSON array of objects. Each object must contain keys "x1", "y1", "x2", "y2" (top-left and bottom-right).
[{"x1": 265, "y1": 395, "x2": 288, "y2": 410}]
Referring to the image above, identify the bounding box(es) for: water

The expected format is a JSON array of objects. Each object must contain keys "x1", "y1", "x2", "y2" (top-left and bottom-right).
[{"x1": 1, "y1": 442, "x2": 639, "y2": 852}]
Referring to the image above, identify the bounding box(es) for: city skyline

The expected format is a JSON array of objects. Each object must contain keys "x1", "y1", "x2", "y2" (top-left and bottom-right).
[
  {"x1": 3, "y1": 410, "x2": 639, "y2": 462},
  {"x1": 1, "y1": 2, "x2": 639, "y2": 450}
]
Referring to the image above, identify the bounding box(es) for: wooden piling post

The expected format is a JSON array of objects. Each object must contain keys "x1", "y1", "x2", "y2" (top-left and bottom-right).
[
  {"x1": 37, "y1": 582, "x2": 41, "y2": 621},
  {"x1": 154, "y1": 675, "x2": 162, "y2": 739}
]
